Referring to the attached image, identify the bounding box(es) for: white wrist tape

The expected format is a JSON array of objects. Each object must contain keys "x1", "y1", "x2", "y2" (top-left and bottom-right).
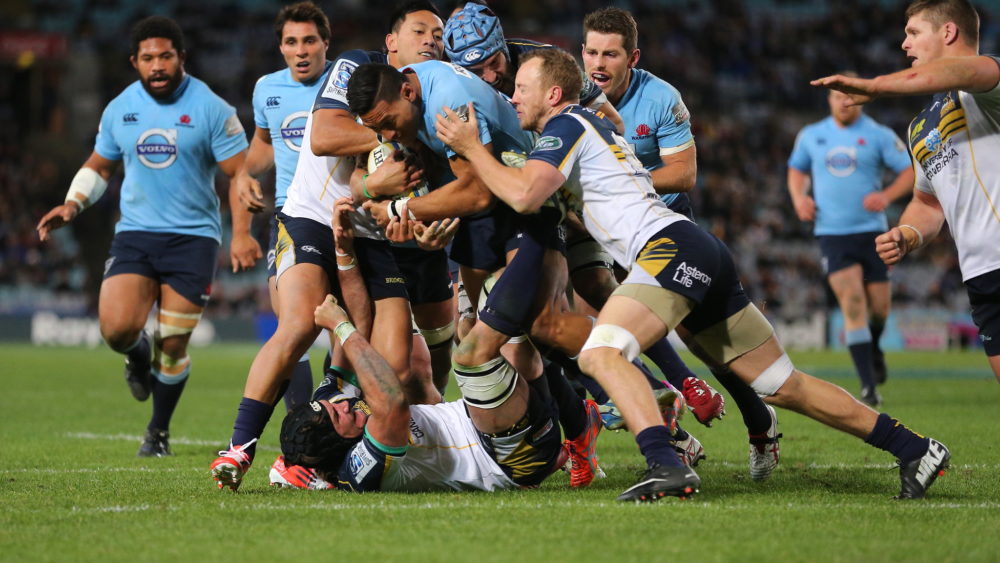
[
  {"x1": 898, "y1": 224, "x2": 924, "y2": 251},
  {"x1": 65, "y1": 167, "x2": 108, "y2": 210},
  {"x1": 388, "y1": 197, "x2": 415, "y2": 221}
]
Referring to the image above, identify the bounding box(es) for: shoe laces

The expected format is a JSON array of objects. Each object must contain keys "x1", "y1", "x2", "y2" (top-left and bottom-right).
[
  {"x1": 683, "y1": 378, "x2": 712, "y2": 405},
  {"x1": 218, "y1": 438, "x2": 258, "y2": 465}
]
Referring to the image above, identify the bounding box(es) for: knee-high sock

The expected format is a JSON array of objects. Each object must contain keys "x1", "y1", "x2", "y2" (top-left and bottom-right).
[
  {"x1": 148, "y1": 365, "x2": 189, "y2": 432},
  {"x1": 282, "y1": 353, "x2": 313, "y2": 412},
  {"x1": 846, "y1": 327, "x2": 875, "y2": 388},
  {"x1": 538, "y1": 361, "x2": 586, "y2": 440},
  {"x1": 644, "y1": 338, "x2": 697, "y2": 388},
  {"x1": 712, "y1": 368, "x2": 773, "y2": 435}
]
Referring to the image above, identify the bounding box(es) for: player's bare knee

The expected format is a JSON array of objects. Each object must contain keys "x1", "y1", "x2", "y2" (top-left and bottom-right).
[
  {"x1": 102, "y1": 327, "x2": 141, "y2": 353},
  {"x1": 579, "y1": 324, "x2": 640, "y2": 376}
]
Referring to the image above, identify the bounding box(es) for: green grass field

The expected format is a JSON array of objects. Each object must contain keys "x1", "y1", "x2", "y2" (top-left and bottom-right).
[{"x1": 2, "y1": 344, "x2": 999, "y2": 562}]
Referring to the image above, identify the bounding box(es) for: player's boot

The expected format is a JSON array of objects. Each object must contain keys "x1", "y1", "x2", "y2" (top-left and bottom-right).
[
  {"x1": 598, "y1": 387, "x2": 682, "y2": 432},
  {"x1": 860, "y1": 385, "x2": 882, "y2": 408},
  {"x1": 616, "y1": 463, "x2": 700, "y2": 503},
  {"x1": 211, "y1": 439, "x2": 258, "y2": 491},
  {"x1": 268, "y1": 455, "x2": 333, "y2": 490},
  {"x1": 124, "y1": 331, "x2": 153, "y2": 402},
  {"x1": 873, "y1": 350, "x2": 888, "y2": 385},
  {"x1": 748, "y1": 404, "x2": 781, "y2": 481},
  {"x1": 670, "y1": 432, "x2": 706, "y2": 467},
  {"x1": 896, "y1": 438, "x2": 950, "y2": 499},
  {"x1": 565, "y1": 399, "x2": 605, "y2": 488},
  {"x1": 681, "y1": 376, "x2": 726, "y2": 426},
  {"x1": 137, "y1": 428, "x2": 171, "y2": 457}
]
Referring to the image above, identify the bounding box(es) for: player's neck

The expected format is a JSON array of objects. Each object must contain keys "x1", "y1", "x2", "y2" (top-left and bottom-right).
[{"x1": 832, "y1": 114, "x2": 860, "y2": 128}]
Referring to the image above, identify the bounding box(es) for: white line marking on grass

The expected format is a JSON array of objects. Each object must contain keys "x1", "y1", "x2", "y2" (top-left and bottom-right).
[
  {"x1": 0, "y1": 467, "x2": 200, "y2": 474},
  {"x1": 597, "y1": 461, "x2": 1000, "y2": 471},
  {"x1": 63, "y1": 432, "x2": 280, "y2": 452}
]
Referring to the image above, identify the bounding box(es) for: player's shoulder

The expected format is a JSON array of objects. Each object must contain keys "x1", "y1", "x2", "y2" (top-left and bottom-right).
[
  {"x1": 507, "y1": 38, "x2": 550, "y2": 55},
  {"x1": 255, "y1": 67, "x2": 293, "y2": 88},
  {"x1": 632, "y1": 68, "x2": 680, "y2": 98},
  {"x1": 106, "y1": 80, "x2": 145, "y2": 109},
  {"x1": 542, "y1": 106, "x2": 591, "y2": 136},
  {"x1": 333, "y1": 48, "x2": 384, "y2": 66},
  {"x1": 185, "y1": 75, "x2": 230, "y2": 105},
  {"x1": 798, "y1": 117, "x2": 830, "y2": 137}
]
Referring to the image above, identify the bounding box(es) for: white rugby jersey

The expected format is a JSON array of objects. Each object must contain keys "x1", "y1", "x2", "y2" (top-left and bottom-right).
[
  {"x1": 281, "y1": 78, "x2": 383, "y2": 240},
  {"x1": 527, "y1": 105, "x2": 688, "y2": 269},
  {"x1": 336, "y1": 400, "x2": 517, "y2": 492},
  {"x1": 908, "y1": 58, "x2": 1000, "y2": 280}
]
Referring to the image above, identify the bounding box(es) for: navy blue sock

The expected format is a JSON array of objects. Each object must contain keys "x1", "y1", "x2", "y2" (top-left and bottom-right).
[
  {"x1": 282, "y1": 356, "x2": 313, "y2": 412},
  {"x1": 541, "y1": 363, "x2": 587, "y2": 440},
  {"x1": 643, "y1": 339, "x2": 697, "y2": 388},
  {"x1": 870, "y1": 318, "x2": 886, "y2": 351},
  {"x1": 636, "y1": 425, "x2": 684, "y2": 468},
  {"x1": 126, "y1": 333, "x2": 151, "y2": 368},
  {"x1": 712, "y1": 368, "x2": 772, "y2": 435},
  {"x1": 479, "y1": 227, "x2": 546, "y2": 336},
  {"x1": 864, "y1": 413, "x2": 930, "y2": 462},
  {"x1": 575, "y1": 373, "x2": 610, "y2": 404},
  {"x1": 846, "y1": 327, "x2": 876, "y2": 387},
  {"x1": 672, "y1": 424, "x2": 689, "y2": 441},
  {"x1": 147, "y1": 367, "x2": 189, "y2": 432},
  {"x1": 231, "y1": 397, "x2": 275, "y2": 458},
  {"x1": 633, "y1": 359, "x2": 668, "y2": 390}
]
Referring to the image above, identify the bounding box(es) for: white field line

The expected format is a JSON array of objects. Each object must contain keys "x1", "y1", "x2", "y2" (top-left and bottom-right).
[
  {"x1": 10, "y1": 499, "x2": 1000, "y2": 516},
  {"x1": 61, "y1": 431, "x2": 281, "y2": 452}
]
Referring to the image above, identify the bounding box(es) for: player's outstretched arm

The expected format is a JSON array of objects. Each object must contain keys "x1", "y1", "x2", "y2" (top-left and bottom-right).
[
  {"x1": 875, "y1": 190, "x2": 944, "y2": 265},
  {"x1": 219, "y1": 151, "x2": 263, "y2": 273},
  {"x1": 234, "y1": 126, "x2": 274, "y2": 213},
  {"x1": 435, "y1": 103, "x2": 563, "y2": 213},
  {"x1": 812, "y1": 56, "x2": 1000, "y2": 105},
  {"x1": 314, "y1": 294, "x2": 410, "y2": 448},
  {"x1": 37, "y1": 151, "x2": 118, "y2": 242}
]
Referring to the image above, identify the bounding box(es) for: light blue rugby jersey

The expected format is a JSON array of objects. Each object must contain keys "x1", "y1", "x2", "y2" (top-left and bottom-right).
[
  {"x1": 404, "y1": 60, "x2": 533, "y2": 163},
  {"x1": 94, "y1": 75, "x2": 248, "y2": 242},
  {"x1": 788, "y1": 114, "x2": 911, "y2": 236},
  {"x1": 616, "y1": 68, "x2": 694, "y2": 207},
  {"x1": 252, "y1": 61, "x2": 332, "y2": 207}
]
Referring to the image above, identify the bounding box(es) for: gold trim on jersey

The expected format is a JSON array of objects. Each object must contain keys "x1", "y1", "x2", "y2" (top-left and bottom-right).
[
  {"x1": 317, "y1": 158, "x2": 345, "y2": 202},
  {"x1": 912, "y1": 107, "x2": 966, "y2": 165},
  {"x1": 964, "y1": 124, "x2": 1000, "y2": 225}
]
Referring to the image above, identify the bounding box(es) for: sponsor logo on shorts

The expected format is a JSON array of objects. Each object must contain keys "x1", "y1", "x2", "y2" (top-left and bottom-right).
[
  {"x1": 637, "y1": 237, "x2": 677, "y2": 277},
  {"x1": 672, "y1": 261, "x2": 712, "y2": 288},
  {"x1": 384, "y1": 276, "x2": 405, "y2": 284},
  {"x1": 349, "y1": 444, "x2": 378, "y2": 480},
  {"x1": 104, "y1": 257, "x2": 116, "y2": 275},
  {"x1": 300, "y1": 245, "x2": 320, "y2": 255}
]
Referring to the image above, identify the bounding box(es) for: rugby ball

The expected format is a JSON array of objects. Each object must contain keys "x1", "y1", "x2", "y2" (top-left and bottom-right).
[{"x1": 366, "y1": 141, "x2": 429, "y2": 198}]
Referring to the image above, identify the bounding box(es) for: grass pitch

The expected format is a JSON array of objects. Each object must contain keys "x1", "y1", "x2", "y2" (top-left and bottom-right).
[{"x1": 2, "y1": 344, "x2": 999, "y2": 562}]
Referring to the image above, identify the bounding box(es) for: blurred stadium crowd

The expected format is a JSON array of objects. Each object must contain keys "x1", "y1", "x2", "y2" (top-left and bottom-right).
[{"x1": 0, "y1": 0, "x2": 990, "y2": 321}]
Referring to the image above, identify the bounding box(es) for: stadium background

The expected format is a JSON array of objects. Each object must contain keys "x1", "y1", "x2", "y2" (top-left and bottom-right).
[{"x1": 0, "y1": 0, "x2": 995, "y2": 349}]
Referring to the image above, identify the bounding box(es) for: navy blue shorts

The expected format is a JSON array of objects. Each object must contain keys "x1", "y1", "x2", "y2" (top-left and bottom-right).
[
  {"x1": 966, "y1": 268, "x2": 1000, "y2": 356},
  {"x1": 391, "y1": 246, "x2": 452, "y2": 305},
  {"x1": 505, "y1": 207, "x2": 566, "y2": 254},
  {"x1": 354, "y1": 238, "x2": 408, "y2": 300},
  {"x1": 626, "y1": 220, "x2": 751, "y2": 335},
  {"x1": 267, "y1": 212, "x2": 280, "y2": 279},
  {"x1": 478, "y1": 384, "x2": 563, "y2": 488},
  {"x1": 450, "y1": 207, "x2": 515, "y2": 272},
  {"x1": 274, "y1": 212, "x2": 342, "y2": 292},
  {"x1": 105, "y1": 231, "x2": 218, "y2": 308},
  {"x1": 817, "y1": 231, "x2": 889, "y2": 282}
]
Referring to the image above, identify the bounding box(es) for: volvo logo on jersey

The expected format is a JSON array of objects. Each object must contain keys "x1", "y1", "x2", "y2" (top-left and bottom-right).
[
  {"x1": 280, "y1": 111, "x2": 309, "y2": 152},
  {"x1": 136, "y1": 128, "x2": 178, "y2": 169},
  {"x1": 824, "y1": 146, "x2": 857, "y2": 178}
]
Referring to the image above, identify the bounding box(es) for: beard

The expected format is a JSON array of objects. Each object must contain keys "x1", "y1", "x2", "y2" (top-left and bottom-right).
[{"x1": 141, "y1": 70, "x2": 183, "y2": 100}]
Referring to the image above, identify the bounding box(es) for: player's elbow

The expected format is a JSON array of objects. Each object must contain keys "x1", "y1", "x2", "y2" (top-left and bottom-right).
[{"x1": 509, "y1": 195, "x2": 544, "y2": 214}]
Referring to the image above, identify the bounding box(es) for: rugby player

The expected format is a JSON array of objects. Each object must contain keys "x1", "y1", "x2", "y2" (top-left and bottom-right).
[
  {"x1": 813, "y1": 0, "x2": 1000, "y2": 384},
  {"x1": 788, "y1": 75, "x2": 914, "y2": 406},
  {"x1": 582, "y1": 7, "x2": 781, "y2": 480},
  {"x1": 37, "y1": 16, "x2": 253, "y2": 457},
  {"x1": 211, "y1": 1, "x2": 446, "y2": 491},
  {"x1": 235, "y1": 1, "x2": 333, "y2": 411},
  {"x1": 435, "y1": 48, "x2": 950, "y2": 502}
]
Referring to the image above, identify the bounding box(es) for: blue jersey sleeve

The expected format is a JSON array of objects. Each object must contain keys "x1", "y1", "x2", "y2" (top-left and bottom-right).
[
  {"x1": 333, "y1": 428, "x2": 407, "y2": 492},
  {"x1": 252, "y1": 77, "x2": 268, "y2": 129},
  {"x1": 580, "y1": 76, "x2": 604, "y2": 107},
  {"x1": 656, "y1": 88, "x2": 694, "y2": 152},
  {"x1": 314, "y1": 50, "x2": 375, "y2": 112},
  {"x1": 210, "y1": 101, "x2": 249, "y2": 163},
  {"x1": 878, "y1": 125, "x2": 912, "y2": 173},
  {"x1": 527, "y1": 114, "x2": 586, "y2": 176},
  {"x1": 94, "y1": 103, "x2": 122, "y2": 161},
  {"x1": 788, "y1": 128, "x2": 812, "y2": 172}
]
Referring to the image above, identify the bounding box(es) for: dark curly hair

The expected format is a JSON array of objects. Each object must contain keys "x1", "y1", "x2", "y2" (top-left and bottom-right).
[
  {"x1": 130, "y1": 16, "x2": 185, "y2": 56},
  {"x1": 280, "y1": 401, "x2": 361, "y2": 475}
]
